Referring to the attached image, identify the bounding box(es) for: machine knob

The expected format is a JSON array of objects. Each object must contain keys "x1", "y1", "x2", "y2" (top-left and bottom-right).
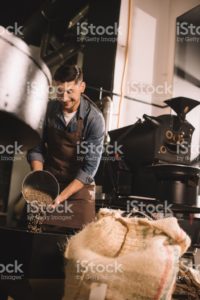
[
  {"x1": 160, "y1": 145, "x2": 167, "y2": 154},
  {"x1": 165, "y1": 130, "x2": 173, "y2": 140}
]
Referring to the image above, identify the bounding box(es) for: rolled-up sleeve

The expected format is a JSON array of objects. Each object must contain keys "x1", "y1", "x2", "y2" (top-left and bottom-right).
[
  {"x1": 27, "y1": 142, "x2": 45, "y2": 163},
  {"x1": 76, "y1": 111, "x2": 105, "y2": 184}
]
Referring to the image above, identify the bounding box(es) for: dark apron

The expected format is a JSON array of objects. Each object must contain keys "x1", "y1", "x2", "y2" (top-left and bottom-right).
[{"x1": 43, "y1": 116, "x2": 95, "y2": 229}]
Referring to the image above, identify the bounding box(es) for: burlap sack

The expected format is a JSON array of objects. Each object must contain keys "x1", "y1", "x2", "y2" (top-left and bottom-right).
[{"x1": 63, "y1": 208, "x2": 191, "y2": 300}]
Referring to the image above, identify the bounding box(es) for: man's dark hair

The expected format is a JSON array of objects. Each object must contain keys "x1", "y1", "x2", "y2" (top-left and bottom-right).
[{"x1": 53, "y1": 64, "x2": 83, "y2": 83}]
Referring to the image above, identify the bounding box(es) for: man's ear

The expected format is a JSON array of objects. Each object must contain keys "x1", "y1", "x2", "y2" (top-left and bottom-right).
[{"x1": 80, "y1": 81, "x2": 86, "y2": 93}]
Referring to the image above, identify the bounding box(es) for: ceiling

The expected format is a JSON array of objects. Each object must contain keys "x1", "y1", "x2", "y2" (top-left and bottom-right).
[{"x1": 0, "y1": 0, "x2": 89, "y2": 45}]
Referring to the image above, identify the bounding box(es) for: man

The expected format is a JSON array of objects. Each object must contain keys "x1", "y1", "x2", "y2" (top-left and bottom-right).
[{"x1": 27, "y1": 65, "x2": 105, "y2": 229}]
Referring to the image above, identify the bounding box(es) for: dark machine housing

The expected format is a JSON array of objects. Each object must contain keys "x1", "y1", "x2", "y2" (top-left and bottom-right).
[{"x1": 103, "y1": 97, "x2": 200, "y2": 205}]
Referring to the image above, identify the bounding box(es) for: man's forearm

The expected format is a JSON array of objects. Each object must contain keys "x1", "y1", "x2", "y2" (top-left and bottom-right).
[
  {"x1": 31, "y1": 160, "x2": 44, "y2": 171},
  {"x1": 60, "y1": 179, "x2": 84, "y2": 200},
  {"x1": 55, "y1": 179, "x2": 84, "y2": 205}
]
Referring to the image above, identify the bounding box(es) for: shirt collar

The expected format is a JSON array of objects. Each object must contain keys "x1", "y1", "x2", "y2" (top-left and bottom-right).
[{"x1": 78, "y1": 95, "x2": 89, "y2": 119}]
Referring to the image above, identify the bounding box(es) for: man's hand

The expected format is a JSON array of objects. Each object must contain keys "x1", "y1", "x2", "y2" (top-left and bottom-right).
[
  {"x1": 51, "y1": 195, "x2": 64, "y2": 209},
  {"x1": 52, "y1": 179, "x2": 84, "y2": 208}
]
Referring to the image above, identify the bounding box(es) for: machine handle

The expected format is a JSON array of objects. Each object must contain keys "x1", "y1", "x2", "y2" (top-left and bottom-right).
[{"x1": 143, "y1": 114, "x2": 160, "y2": 127}]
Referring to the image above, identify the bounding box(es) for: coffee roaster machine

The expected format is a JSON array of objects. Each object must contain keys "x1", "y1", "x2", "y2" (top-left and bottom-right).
[{"x1": 96, "y1": 97, "x2": 200, "y2": 285}]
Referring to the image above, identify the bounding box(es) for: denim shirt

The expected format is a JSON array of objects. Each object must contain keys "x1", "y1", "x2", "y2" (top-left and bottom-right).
[{"x1": 27, "y1": 95, "x2": 105, "y2": 184}]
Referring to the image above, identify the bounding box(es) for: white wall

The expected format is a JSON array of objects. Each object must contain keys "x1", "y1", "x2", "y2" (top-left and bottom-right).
[{"x1": 112, "y1": 0, "x2": 200, "y2": 129}]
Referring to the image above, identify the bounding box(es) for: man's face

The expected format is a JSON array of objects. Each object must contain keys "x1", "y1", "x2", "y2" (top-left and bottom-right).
[{"x1": 56, "y1": 80, "x2": 86, "y2": 112}]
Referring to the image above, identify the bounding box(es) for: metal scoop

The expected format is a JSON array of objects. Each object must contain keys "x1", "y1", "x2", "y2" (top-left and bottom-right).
[{"x1": 22, "y1": 170, "x2": 59, "y2": 205}]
